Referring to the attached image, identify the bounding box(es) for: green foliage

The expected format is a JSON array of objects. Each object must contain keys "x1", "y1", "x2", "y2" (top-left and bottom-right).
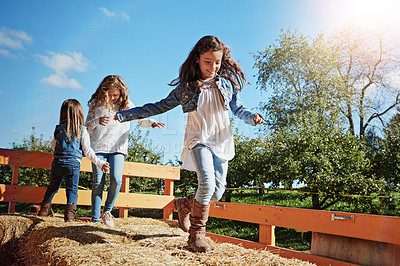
[
  {"x1": 253, "y1": 29, "x2": 341, "y2": 131},
  {"x1": 383, "y1": 111, "x2": 400, "y2": 190},
  {"x1": 11, "y1": 128, "x2": 53, "y2": 187},
  {"x1": 126, "y1": 126, "x2": 164, "y2": 193},
  {"x1": 0, "y1": 165, "x2": 12, "y2": 185},
  {"x1": 260, "y1": 110, "x2": 387, "y2": 210},
  {"x1": 167, "y1": 156, "x2": 197, "y2": 196},
  {"x1": 227, "y1": 126, "x2": 266, "y2": 191},
  {"x1": 252, "y1": 28, "x2": 393, "y2": 211}
]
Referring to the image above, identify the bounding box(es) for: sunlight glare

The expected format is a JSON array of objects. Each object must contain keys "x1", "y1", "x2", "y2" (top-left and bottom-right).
[{"x1": 342, "y1": 0, "x2": 400, "y2": 30}]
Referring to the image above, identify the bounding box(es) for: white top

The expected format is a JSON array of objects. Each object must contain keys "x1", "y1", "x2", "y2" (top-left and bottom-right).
[
  {"x1": 181, "y1": 79, "x2": 234, "y2": 171},
  {"x1": 84, "y1": 100, "x2": 156, "y2": 159},
  {"x1": 51, "y1": 126, "x2": 106, "y2": 169}
]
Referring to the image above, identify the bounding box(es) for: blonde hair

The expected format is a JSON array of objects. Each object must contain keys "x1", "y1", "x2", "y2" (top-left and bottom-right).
[
  {"x1": 59, "y1": 99, "x2": 84, "y2": 141},
  {"x1": 88, "y1": 75, "x2": 129, "y2": 111}
]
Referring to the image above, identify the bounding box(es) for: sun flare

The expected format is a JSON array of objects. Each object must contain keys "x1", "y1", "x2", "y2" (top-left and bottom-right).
[{"x1": 341, "y1": 0, "x2": 400, "y2": 30}]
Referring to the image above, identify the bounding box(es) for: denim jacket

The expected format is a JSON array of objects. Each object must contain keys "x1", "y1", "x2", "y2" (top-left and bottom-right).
[
  {"x1": 53, "y1": 121, "x2": 83, "y2": 159},
  {"x1": 117, "y1": 76, "x2": 257, "y2": 126}
]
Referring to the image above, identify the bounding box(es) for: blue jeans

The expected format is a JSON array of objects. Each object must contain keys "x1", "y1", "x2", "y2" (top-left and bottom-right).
[
  {"x1": 91, "y1": 152, "x2": 125, "y2": 222},
  {"x1": 42, "y1": 158, "x2": 80, "y2": 205},
  {"x1": 190, "y1": 144, "x2": 228, "y2": 205}
]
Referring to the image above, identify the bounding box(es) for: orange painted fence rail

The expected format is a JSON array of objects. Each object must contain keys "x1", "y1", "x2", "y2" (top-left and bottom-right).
[
  {"x1": 0, "y1": 148, "x2": 179, "y2": 219},
  {"x1": 1, "y1": 148, "x2": 400, "y2": 265}
]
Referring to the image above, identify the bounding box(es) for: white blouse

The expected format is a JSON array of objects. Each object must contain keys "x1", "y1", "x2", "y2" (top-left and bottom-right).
[
  {"x1": 181, "y1": 80, "x2": 234, "y2": 171},
  {"x1": 85, "y1": 100, "x2": 156, "y2": 159}
]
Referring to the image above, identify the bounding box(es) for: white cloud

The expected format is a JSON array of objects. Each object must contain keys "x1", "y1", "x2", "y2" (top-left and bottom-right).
[
  {"x1": 37, "y1": 51, "x2": 90, "y2": 90},
  {"x1": 0, "y1": 26, "x2": 33, "y2": 58},
  {"x1": 0, "y1": 90, "x2": 3, "y2": 96},
  {"x1": 100, "y1": 7, "x2": 116, "y2": 17},
  {"x1": 100, "y1": 7, "x2": 130, "y2": 21},
  {"x1": 42, "y1": 73, "x2": 83, "y2": 90},
  {"x1": 121, "y1": 12, "x2": 130, "y2": 22},
  {"x1": 0, "y1": 48, "x2": 16, "y2": 58}
]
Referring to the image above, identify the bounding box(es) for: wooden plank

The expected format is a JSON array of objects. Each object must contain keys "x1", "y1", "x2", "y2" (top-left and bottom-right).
[
  {"x1": 0, "y1": 184, "x2": 174, "y2": 209},
  {"x1": 0, "y1": 148, "x2": 180, "y2": 180},
  {"x1": 206, "y1": 233, "x2": 357, "y2": 266},
  {"x1": 259, "y1": 224, "x2": 275, "y2": 246},
  {"x1": 11, "y1": 166, "x2": 19, "y2": 185},
  {"x1": 0, "y1": 148, "x2": 53, "y2": 169},
  {"x1": 121, "y1": 161, "x2": 180, "y2": 180},
  {"x1": 119, "y1": 175, "x2": 130, "y2": 218},
  {"x1": 209, "y1": 202, "x2": 400, "y2": 246}
]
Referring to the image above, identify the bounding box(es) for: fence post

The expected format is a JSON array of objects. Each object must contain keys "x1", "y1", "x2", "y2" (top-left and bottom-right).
[
  {"x1": 259, "y1": 224, "x2": 276, "y2": 246},
  {"x1": 7, "y1": 165, "x2": 20, "y2": 213},
  {"x1": 163, "y1": 179, "x2": 174, "y2": 220},
  {"x1": 119, "y1": 175, "x2": 130, "y2": 218}
]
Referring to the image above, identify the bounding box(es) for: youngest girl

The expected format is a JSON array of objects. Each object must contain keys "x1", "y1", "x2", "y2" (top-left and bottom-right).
[{"x1": 39, "y1": 99, "x2": 110, "y2": 222}]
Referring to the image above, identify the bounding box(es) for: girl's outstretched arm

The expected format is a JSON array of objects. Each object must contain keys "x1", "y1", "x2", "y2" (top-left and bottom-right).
[
  {"x1": 127, "y1": 100, "x2": 165, "y2": 129},
  {"x1": 116, "y1": 88, "x2": 181, "y2": 123}
]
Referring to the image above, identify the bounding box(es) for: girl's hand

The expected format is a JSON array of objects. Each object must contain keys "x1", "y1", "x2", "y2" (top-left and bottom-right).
[
  {"x1": 253, "y1": 114, "x2": 264, "y2": 125},
  {"x1": 101, "y1": 162, "x2": 110, "y2": 173},
  {"x1": 99, "y1": 115, "x2": 110, "y2": 126},
  {"x1": 151, "y1": 122, "x2": 166, "y2": 128},
  {"x1": 114, "y1": 114, "x2": 119, "y2": 120}
]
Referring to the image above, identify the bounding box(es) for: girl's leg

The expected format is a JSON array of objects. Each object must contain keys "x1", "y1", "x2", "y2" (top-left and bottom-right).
[
  {"x1": 188, "y1": 144, "x2": 218, "y2": 252},
  {"x1": 210, "y1": 155, "x2": 228, "y2": 203},
  {"x1": 64, "y1": 159, "x2": 81, "y2": 205},
  {"x1": 190, "y1": 145, "x2": 215, "y2": 205},
  {"x1": 103, "y1": 153, "x2": 124, "y2": 212},
  {"x1": 91, "y1": 153, "x2": 107, "y2": 223},
  {"x1": 42, "y1": 160, "x2": 63, "y2": 203},
  {"x1": 39, "y1": 160, "x2": 63, "y2": 216}
]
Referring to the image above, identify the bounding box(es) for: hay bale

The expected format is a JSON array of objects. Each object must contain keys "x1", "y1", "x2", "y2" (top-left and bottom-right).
[{"x1": 0, "y1": 214, "x2": 315, "y2": 265}]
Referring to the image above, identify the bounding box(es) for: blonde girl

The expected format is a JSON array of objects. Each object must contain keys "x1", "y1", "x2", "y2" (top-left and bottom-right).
[
  {"x1": 85, "y1": 75, "x2": 164, "y2": 227},
  {"x1": 39, "y1": 99, "x2": 109, "y2": 222},
  {"x1": 115, "y1": 36, "x2": 264, "y2": 252}
]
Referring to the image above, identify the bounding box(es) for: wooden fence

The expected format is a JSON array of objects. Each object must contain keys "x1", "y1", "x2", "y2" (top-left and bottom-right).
[
  {"x1": 1, "y1": 148, "x2": 399, "y2": 266},
  {"x1": 0, "y1": 148, "x2": 179, "y2": 219}
]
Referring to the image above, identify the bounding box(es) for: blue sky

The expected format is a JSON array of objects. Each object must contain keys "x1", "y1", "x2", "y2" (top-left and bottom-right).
[{"x1": 1, "y1": 0, "x2": 399, "y2": 163}]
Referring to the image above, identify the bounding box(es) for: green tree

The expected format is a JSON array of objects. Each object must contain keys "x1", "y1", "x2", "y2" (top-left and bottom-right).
[
  {"x1": 11, "y1": 128, "x2": 53, "y2": 187},
  {"x1": 126, "y1": 126, "x2": 164, "y2": 193},
  {"x1": 261, "y1": 110, "x2": 386, "y2": 210},
  {"x1": 254, "y1": 28, "x2": 400, "y2": 137},
  {"x1": 382, "y1": 110, "x2": 400, "y2": 190},
  {"x1": 253, "y1": 29, "x2": 340, "y2": 132},
  {"x1": 225, "y1": 127, "x2": 266, "y2": 201},
  {"x1": 253, "y1": 28, "x2": 393, "y2": 211}
]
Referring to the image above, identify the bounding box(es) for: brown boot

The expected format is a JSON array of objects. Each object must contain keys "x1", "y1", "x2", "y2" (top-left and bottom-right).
[
  {"x1": 174, "y1": 193, "x2": 195, "y2": 232},
  {"x1": 64, "y1": 203, "x2": 77, "y2": 222},
  {"x1": 188, "y1": 200, "x2": 210, "y2": 253},
  {"x1": 38, "y1": 202, "x2": 52, "y2": 216}
]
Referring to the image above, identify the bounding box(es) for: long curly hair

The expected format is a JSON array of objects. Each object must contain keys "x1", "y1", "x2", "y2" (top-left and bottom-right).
[
  {"x1": 88, "y1": 75, "x2": 129, "y2": 111},
  {"x1": 169, "y1": 35, "x2": 249, "y2": 91}
]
